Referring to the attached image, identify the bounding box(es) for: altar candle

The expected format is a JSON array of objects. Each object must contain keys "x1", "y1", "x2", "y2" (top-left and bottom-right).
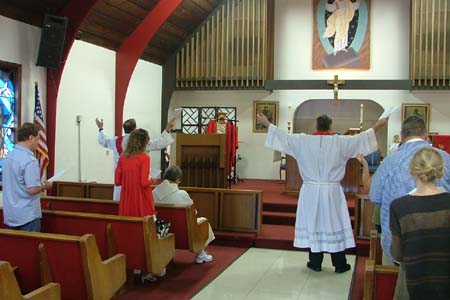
[{"x1": 360, "y1": 104, "x2": 364, "y2": 124}]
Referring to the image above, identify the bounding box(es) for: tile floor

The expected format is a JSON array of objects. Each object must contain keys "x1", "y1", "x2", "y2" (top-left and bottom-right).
[{"x1": 193, "y1": 248, "x2": 355, "y2": 300}]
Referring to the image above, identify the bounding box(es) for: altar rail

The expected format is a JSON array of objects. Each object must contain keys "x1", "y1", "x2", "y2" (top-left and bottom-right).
[{"x1": 51, "y1": 181, "x2": 262, "y2": 233}]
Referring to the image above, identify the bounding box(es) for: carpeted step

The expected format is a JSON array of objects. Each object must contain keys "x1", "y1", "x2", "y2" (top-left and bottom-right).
[
  {"x1": 262, "y1": 211, "x2": 296, "y2": 226},
  {"x1": 263, "y1": 212, "x2": 355, "y2": 228},
  {"x1": 212, "y1": 230, "x2": 257, "y2": 248},
  {"x1": 255, "y1": 224, "x2": 297, "y2": 250},
  {"x1": 263, "y1": 202, "x2": 297, "y2": 213}
]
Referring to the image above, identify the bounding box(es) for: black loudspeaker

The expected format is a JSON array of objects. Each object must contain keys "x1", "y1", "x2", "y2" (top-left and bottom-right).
[{"x1": 36, "y1": 14, "x2": 68, "y2": 69}]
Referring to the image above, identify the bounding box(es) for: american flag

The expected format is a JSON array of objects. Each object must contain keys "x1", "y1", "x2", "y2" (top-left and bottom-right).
[{"x1": 34, "y1": 83, "x2": 49, "y2": 180}]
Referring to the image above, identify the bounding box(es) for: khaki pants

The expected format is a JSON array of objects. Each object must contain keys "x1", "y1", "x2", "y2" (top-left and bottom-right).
[{"x1": 382, "y1": 253, "x2": 409, "y2": 300}]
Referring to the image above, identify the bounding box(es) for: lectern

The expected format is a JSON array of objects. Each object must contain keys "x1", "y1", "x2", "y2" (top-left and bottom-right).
[{"x1": 175, "y1": 133, "x2": 228, "y2": 188}]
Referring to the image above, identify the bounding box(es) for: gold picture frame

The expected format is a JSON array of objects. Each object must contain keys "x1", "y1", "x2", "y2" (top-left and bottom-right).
[
  {"x1": 253, "y1": 100, "x2": 279, "y2": 133},
  {"x1": 402, "y1": 103, "x2": 430, "y2": 131}
]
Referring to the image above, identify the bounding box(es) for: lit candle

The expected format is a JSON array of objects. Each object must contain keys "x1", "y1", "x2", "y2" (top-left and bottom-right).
[{"x1": 360, "y1": 104, "x2": 364, "y2": 125}]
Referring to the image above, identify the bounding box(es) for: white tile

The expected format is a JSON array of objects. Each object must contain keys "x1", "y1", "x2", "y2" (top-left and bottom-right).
[{"x1": 192, "y1": 249, "x2": 355, "y2": 300}]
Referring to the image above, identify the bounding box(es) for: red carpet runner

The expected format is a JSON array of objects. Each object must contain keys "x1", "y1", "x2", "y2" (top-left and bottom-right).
[{"x1": 118, "y1": 245, "x2": 247, "y2": 300}]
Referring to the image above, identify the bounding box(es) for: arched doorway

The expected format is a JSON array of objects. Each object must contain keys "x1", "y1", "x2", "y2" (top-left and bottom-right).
[{"x1": 293, "y1": 99, "x2": 387, "y2": 155}]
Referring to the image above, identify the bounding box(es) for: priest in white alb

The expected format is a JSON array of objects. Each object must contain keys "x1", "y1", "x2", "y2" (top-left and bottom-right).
[{"x1": 257, "y1": 113, "x2": 388, "y2": 273}]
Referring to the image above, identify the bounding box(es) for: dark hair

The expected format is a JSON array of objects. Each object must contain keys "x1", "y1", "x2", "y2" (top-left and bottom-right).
[
  {"x1": 124, "y1": 128, "x2": 148, "y2": 156},
  {"x1": 163, "y1": 165, "x2": 182, "y2": 182},
  {"x1": 316, "y1": 114, "x2": 332, "y2": 131},
  {"x1": 123, "y1": 118, "x2": 136, "y2": 134},
  {"x1": 17, "y1": 123, "x2": 39, "y2": 142},
  {"x1": 401, "y1": 115, "x2": 426, "y2": 138}
]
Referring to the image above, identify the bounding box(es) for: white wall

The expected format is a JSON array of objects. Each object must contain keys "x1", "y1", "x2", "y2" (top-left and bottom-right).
[
  {"x1": 0, "y1": 16, "x2": 163, "y2": 186},
  {"x1": 169, "y1": 0, "x2": 450, "y2": 180},
  {"x1": 57, "y1": 41, "x2": 163, "y2": 183}
]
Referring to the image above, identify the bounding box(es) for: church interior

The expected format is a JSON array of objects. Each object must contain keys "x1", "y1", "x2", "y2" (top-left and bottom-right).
[{"x1": 1, "y1": 0, "x2": 450, "y2": 299}]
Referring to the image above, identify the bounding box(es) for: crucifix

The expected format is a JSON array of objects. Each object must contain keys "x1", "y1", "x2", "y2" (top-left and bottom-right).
[{"x1": 327, "y1": 75, "x2": 345, "y2": 105}]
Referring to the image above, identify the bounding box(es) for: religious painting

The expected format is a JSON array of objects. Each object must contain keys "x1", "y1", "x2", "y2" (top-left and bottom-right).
[
  {"x1": 402, "y1": 103, "x2": 430, "y2": 131},
  {"x1": 313, "y1": 0, "x2": 370, "y2": 69},
  {"x1": 253, "y1": 101, "x2": 279, "y2": 133}
]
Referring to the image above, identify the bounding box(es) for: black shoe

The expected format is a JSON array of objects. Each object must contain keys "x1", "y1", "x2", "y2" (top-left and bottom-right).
[
  {"x1": 335, "y1": 263, "x2": 351, "y2": 273},
  {"x1": 307, "y1": 262, "x2": 322, "y2": 272}
]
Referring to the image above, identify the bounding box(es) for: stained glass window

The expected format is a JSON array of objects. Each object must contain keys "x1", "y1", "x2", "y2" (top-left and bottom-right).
[{"x1": 0, "y1": 68, "x2": 16, "y2": 176}]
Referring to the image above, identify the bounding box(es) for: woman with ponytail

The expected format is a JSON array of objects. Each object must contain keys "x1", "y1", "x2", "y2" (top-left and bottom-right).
[{"x1": 390, "y1": 147, "x2": 450, "y2": 300}]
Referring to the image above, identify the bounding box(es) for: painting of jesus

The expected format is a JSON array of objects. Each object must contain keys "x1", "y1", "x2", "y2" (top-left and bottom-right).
[{"x1": 313, "y1": 0, "x2": 370, "y2": 69}]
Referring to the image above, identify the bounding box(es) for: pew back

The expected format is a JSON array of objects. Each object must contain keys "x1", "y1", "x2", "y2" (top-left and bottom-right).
[
  {"x1": 39, "y1": 209, "x2": 173, "y2": 273},
  {"x1": 41, "y1": 196, "x2": 118, "y2": 215},
  {"x1": 0, "y1": 228, "x2": 125, "y2": 300}
]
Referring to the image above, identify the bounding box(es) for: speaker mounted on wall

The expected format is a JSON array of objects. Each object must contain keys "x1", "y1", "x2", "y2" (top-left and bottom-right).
[{"x1": 36, "y1": 14, "x2": 68, "y2": 69}]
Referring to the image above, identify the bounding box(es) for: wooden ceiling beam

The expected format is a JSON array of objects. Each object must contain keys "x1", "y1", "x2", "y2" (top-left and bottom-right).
[{"x1": 115, "y1": 0, "x2": 183, "y2": 135}]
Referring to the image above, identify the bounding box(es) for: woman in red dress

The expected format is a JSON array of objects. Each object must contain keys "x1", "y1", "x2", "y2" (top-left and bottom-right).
[{"x1": 115, "y1": 128, "x2": 155, "y2": 217}]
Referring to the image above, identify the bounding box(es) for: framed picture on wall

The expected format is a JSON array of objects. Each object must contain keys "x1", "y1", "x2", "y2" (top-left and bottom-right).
[
  {"x1": 253, "y1": 101, "x2": 279, "y2": 133},
  {"x1": 312, "y1": 0, "x2": 371, "y2": 70},
  {"x1": 402, "y1": 103, "x2": 430, "y2": 131}
]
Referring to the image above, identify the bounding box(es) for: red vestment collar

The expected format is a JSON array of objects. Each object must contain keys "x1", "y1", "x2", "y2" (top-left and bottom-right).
[{"x1": 313, "y1": 130, "x2": 333, "y2": 135}]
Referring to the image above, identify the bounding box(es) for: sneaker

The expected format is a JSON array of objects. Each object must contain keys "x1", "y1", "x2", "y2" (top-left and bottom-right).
[
  {"x1": 335, "y1": 263, "x2": 351, "y2": 273},
  {"x1": 306, "y1": 262, "x2": 322, "y2": 272},
  {"x1": 155, "y1": 267, "x2": 166, "y2": 277},
  {"x1": 195, "y1": 250, "x2": 213, "y2": 264}
]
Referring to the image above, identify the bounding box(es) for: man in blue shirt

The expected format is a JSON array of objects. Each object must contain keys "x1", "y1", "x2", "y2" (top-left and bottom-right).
[
  {"x1": 3, "y1": 123, "x2": 53, "y2": 232},
  {"x1": 370, "y1": 115, "x2": 450, "y2": 261}
]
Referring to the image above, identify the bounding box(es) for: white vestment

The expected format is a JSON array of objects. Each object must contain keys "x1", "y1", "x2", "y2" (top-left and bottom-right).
[
  {"x1": 264, "y1": 125, "x2": 377, "y2": 252},
  {"x1": 97, "y1": 130, "x2": 174, "y2": 200}
]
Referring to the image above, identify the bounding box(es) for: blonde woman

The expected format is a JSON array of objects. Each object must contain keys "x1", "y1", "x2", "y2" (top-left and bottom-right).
[
  {"x1": 115, "y1": 128, "x2": 155, "y2": 217},
  {"x1": 390, "y1": 147, "x2": 450, "y2": 299}
]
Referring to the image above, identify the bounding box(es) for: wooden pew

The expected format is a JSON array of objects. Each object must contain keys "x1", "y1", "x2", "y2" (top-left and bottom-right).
[
  {"x1": 0, "y1": 208, "x2": 174, "y2": 275},
  {"x1": 364, "y1": 230, "x2": 399, "y2": 300},
  {"x1": 155, "y1": 204, "x2": 209, "y2": 253},
  {"x1": 40, "y1": 197, "x2": 206, "y2": 253},
  {"x1": 42, "y1": 196, "x2": 119, "y2": 215},
  {"x1": 0, "y1": 261, "x2": 61, "y2": 300},
  {"x1": 0, "y1": 229, "x2": 125, "y2": 300}
]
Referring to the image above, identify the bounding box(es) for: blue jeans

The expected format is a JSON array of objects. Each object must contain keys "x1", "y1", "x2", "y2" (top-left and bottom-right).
[{"x1": 7, "y1": 218, "x2": 41, "y2": 232}]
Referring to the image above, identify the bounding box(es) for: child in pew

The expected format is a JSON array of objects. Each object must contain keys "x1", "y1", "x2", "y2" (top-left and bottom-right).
[{"x1": 153, "y1": 165, "x2": 215, "y2": 264}]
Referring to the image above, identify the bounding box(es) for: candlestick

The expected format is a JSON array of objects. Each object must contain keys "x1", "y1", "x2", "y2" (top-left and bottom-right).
[{"x1": 360, "y1": 104, "x2": 364, "y2": 130}]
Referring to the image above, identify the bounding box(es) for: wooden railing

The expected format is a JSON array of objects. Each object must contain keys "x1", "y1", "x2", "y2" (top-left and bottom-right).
[{"x1": 51, "y1": 182, "x2": 262, "y2": 233}]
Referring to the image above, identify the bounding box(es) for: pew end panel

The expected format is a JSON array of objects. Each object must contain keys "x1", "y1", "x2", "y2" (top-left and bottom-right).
[
  {"x1": 155, "y1": 204, "x2": 209, "y2": 253},
  {"x1": 80, "y1": 234, "x2": 126, "y2": 300},
  {"x1": 0, "y1": 261, "x2": 61, "y2": 300},
  {"x1": 142, "y1": 216, "x2": 175, "y2": 274},
  {"x1": 364, "y1": 259, "x2": 399, "y2": 300},
  {"x1": 187, "y1": 207, "x2": 210, "y2": 253}
]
